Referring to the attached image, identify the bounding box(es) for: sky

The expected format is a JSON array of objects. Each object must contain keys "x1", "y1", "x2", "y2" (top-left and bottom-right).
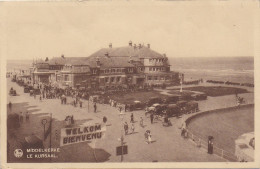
[{"x1": 0, "y1": 0, "x2": 258, "y2": 60}]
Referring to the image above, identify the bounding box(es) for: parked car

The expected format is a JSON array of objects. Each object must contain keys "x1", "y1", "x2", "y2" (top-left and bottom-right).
[
  {"x1": 146, "y1": 97, "x2": 163, "y2": 107},
  {"x1": 146, "y1": 103, "x2": 168, "y2": 115},
  {"x1": 163, "y1": 95, "x2": 180, "y2": 104},
  {"x1": 133, "y1": 100, "x2": 144, "y2": 110},
  {"x1": 127, "y1": 100, "x2": 145, "y2": 111},
  {"x1": 24, "y1": 85, "x2": 33, "y2": 93},
  {"x1": 166, "y1": 104, "x2": 181, "y2": 117},
  {"x1": 185, "y1": 101, "x2": 199, "y2": 113}
]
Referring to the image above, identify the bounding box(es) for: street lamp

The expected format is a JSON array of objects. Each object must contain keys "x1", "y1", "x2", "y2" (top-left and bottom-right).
[
  {"x1": 118, "y1": 112, "x2": 125, "y2": 162},
  {"x1": 180, "y1": 73, "x2": 183, "y2": 93}
]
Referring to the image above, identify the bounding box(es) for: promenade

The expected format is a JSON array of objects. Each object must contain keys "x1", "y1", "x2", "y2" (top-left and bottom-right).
[{"x1": 6, "y1": 79, "x2": 253, "y2": 162}]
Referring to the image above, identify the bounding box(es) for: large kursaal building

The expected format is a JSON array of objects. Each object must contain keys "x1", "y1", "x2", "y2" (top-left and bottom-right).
[{"x1": 31, "y1": 41, "x2": 181, "y2": 89}]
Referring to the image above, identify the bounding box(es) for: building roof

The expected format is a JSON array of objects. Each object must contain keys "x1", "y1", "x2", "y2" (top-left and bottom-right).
[
  {"x1": 47, "y1": 43, "x2": 166, "y2": 68},
  {"x1": 48, "y1": 57, "x2": 88, "y2": 66},
  {"x1": 88, "y1": 45, "x2": 164, "y2": 59},
  {"x1": 86, "y1": 56, "x2": 135, "y2": 68}
]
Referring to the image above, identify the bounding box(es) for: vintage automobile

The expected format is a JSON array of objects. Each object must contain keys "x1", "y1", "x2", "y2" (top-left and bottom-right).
[
  {"x1": 163, "y1": 95, "x2": 180, "y2": 104},
  {"x1": 126, "y1": 100, "x2": 145, "y2": 111},
  {"x1": 146, "y1": 103, "x2": 168, "y2": 115},
  {"x1": 185, "y1": 101, "x2": 199, "y2": 113},
  {"x1": 24, "y1": 85, "x2": 33, "y2": 93},
  {"x1": 166, "y1": 104, "x2": 181, "y2": 117},
  {"x1": 146, "y1": 97, "x2": 163, "y2": 107},
  {"x1": 133, "y1": 100, "x2": 144, "y2": 110}
]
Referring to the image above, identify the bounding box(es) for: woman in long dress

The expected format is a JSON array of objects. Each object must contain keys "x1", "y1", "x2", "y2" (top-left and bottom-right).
[{"x1": 148, "y1": 132, "x2": 152, "y2": 144}]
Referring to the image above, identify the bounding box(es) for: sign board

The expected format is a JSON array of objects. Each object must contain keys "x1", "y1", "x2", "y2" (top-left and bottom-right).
[
  {"x1": 116, "y1": 145, "x2": 128, "y2": 156},
  {"x1": 60, "y1": 124, "x2": 106, "y2": 146}
]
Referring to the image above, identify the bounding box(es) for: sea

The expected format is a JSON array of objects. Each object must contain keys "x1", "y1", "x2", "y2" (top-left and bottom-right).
[
  {"x1": 170, "y1": 57, "x2": 254, "y2": 84},
  {"x1": 7, "y1": 56, "x2": 254, "y2": 84}
]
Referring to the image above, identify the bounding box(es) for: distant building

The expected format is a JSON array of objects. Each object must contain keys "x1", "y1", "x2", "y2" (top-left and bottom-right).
[{"x1": 31, "y1": 41, "x2": 181, "y2": 89}]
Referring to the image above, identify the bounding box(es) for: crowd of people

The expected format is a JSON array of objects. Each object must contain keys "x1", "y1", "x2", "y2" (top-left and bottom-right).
[{"x1": 9, "y1": 77, "x2": 189, "y2": 146}]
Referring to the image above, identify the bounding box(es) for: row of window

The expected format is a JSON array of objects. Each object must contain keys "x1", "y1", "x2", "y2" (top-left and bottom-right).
[
  {"x1": 49, "y1": 66, "x2": 62, "y2": 70},
  {"x1": 105, "y1": 77, "x2": 121, "y2": 83},
  {"x1": 149, "y1": 67, "x2": 165, "y2": 71},
  {"x1": 102, "y1": 68, "x2": 134, "y2": 74},
  {"x1": 149, "y1": 58, "x2": 165, "y2": 63},
  {"x1": 147, "y1": 76, "x2": 170, "y2": 81},
  {"x1": 63, "y1": 67, "x2": 143, "y2": 75}
]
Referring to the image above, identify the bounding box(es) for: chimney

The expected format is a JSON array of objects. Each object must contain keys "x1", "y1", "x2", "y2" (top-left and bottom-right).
[
  {"x1": 96, "y1": 57, "x2": 101, "y2": 67},
  {"x1": 129, "y1": 56, "x2": 133, "y2": 63},
  {"x1": 138, "y1": 44, "x2": 142, "y2": 49},
  {"x1": 45, "y1": 57, "x2": 49, "y2": 62},
  {"x1": 105, "y1": 52, "x2": 109, "y2": 57},
  {"x1": 109, "y1": 43, "x2": 112, "y2": 48},
  {"x1": 129, "y1": 40, "x2": 132, "y2": 46},
  {"x1": 147, "y1": 44, "x2": 150, "y2": 49},
  {"x1": 61, "y1": 54, "x2": 65, "y2": 59}
]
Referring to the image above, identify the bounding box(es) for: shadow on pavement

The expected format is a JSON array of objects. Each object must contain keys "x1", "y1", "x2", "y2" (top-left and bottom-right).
[{"x1": 7, "y1": 102, "x2": 111, "y2": 163}]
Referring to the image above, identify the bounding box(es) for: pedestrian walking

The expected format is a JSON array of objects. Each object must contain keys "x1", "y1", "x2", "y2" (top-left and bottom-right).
[
  {"x1": 148, "y1": 131, "x2": 152, "y2": 144},
  {"x1": 79, "y1": 100, "x2": 82, "y2": 108},
  {"x1": 140, "y1": 117, "x2": 144, "y2": 127},
  {"x1": 150, "y1": 113, "x2": 154, "y2": 124},
  {"x1": 25, "y1": 112, "x2": 29, "y2": 121},
  {"x1": 19, "y1": 112, "x2": 23, "y2": 123},
  {"x1": 125, "y1": 104, "x2": 128, "y2": 112},
  {"x1": 124, "y1": 122, "x2": 128, "y2": 135},
  {"x1": 144, "y1": 131, "x2": 148, "y2": 143},
  {"x1": 119, "y1": 106, "x2": 122, "y2": 113},
  {"x1": 94, "y1": 103, "x2": 97, "y2": 113},
  {"x1": 8, "y1": 101, "x2": 12, "y2": 110},
  {"x1": 130, "y1": 113, "x2": 134, "y2": 123},
  {"x1": 131, "y1": 123, "x2": 135, "y2": 134},
  {"x1": 181, "y1": 122, "x2": 187, "y2": 137},
  {"x1": 75, "y1": 99, "x2": 77, "y2": 107}
]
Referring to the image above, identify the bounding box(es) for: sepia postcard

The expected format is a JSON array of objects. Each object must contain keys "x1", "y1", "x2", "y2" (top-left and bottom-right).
[{"x1": 0, "y1": 0, "x2": 259, "y2": 168}]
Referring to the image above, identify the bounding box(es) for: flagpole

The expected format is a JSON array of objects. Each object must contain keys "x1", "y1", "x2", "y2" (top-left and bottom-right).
[{"x1": 50, "y1": 113, "x2": 52, "y2": 162}]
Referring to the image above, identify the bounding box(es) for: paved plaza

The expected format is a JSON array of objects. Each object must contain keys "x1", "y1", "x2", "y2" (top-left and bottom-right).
[{"x1": 6, "y1": 78, "x2": 254, "y2": 162}]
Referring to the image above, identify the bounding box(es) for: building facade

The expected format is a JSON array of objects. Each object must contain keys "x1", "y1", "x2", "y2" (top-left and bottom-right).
[{"x1": 31, "y1": 42, "x2": 181, "y2": 89}]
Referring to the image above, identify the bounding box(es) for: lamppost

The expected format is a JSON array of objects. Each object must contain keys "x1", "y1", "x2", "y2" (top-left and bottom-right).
[
  {"x1": 118, "y1": 112, "x2": 125, "y2": 162},
  {"x1": 180, "y1": 73, "x2": 183, "y2": 93}
]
